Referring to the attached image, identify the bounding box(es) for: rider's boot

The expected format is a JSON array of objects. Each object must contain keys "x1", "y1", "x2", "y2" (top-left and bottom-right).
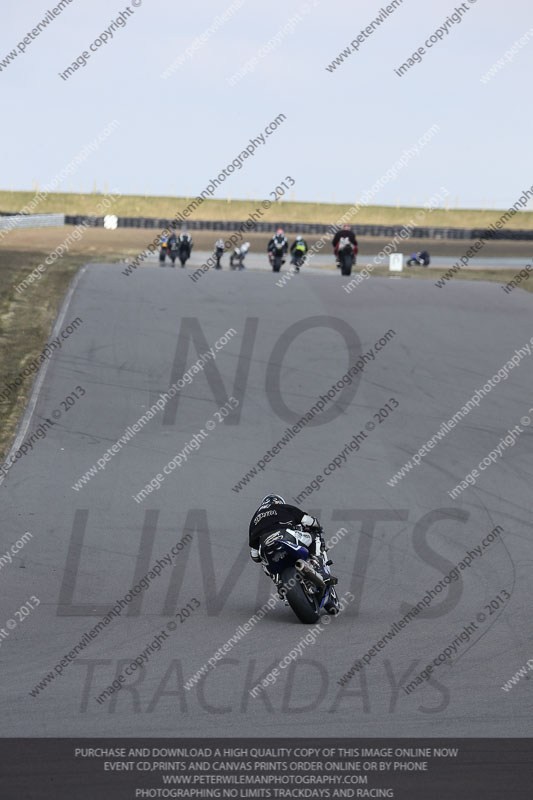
[
  {"x1": 318, "y1": 540, "x2": 338, "y2": 586},
  {"x1": 273, "y1": 575, "x2": 289, "y2": 605}
]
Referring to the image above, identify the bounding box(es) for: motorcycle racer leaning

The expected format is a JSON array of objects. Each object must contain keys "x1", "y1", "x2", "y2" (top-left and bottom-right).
[
  {"x1": 267, "y1": 228, "x2": 289, "y2": 263},
  {"x1": 332, "y1": 224, "x2": 358, "y2": 267},
  {"x1": 290, "y1": 234, "x2": 308, "y2": 254},
  {"x1": 214, "y1": 238, "x2": 224, "y2": 269},
  {"x1": 179, "y1": 230, "x2": 193, "y2": 251},
  {"x1": 248, "y1": 494, "x2": 339, "y2": 613}
]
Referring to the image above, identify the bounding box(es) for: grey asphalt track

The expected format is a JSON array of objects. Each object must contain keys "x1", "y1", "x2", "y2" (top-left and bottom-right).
[{"x1": 1, "y1": 262, "x2": 532, "y2": 737}]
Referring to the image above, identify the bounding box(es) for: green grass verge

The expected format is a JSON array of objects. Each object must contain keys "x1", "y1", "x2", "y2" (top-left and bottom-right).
[{"x1": 2, "y1": 189, "x2": 533, "y2": 229}]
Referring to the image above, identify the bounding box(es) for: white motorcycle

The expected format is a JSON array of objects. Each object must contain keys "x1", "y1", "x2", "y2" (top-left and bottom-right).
[{"x1": 230, "y1": 241, "x2": 250, "y2": 270}]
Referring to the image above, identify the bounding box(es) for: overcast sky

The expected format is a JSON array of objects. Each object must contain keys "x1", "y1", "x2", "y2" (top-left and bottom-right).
[{"x1": 1, "y1": 0, "x2": 531, "y2": 209}]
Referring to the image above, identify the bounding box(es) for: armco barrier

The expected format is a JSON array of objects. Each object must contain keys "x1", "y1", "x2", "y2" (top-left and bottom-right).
[
  {"x1": 0, "y1": 212, "x2": 65, "y2": 230},
  {"x1": 62, "y1": 214, "x2": 533, "y2": 241}
]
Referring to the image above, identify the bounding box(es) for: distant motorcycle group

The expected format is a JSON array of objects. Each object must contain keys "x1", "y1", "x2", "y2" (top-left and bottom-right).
[
  {"x1": 159, "y1": 231, "x2": 193, "y2": 267},
  {"x1": 216, "y1": 231, "x2": 311, "y2": 273},
  {"x1": 214, "y1": 238, "x2": 252, "y2": 270},
  {"x1": 159, "y1": 226, "x2": 429, "y2": 277},
  {"x1": 160, "y1": 233, "x2": 252, "y2": 271},
  {"x1": 164, "y1": 232, "x2": 313, "y2": 273},
  {"x1": 266, "y1": 227, "x2": 358, "y2": 275},
  {"x1": 267, "y1": 225, "x2": 359, "y2": 276},
  {"x1": 267, "y1": 230, "x2": 309, "y2": 273}
]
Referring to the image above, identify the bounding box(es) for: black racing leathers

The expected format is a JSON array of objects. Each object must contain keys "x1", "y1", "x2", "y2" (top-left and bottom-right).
[
  {"x1": 268, "y1": 235, "x2": 288, "y2": 254},
  {"x1": 332, "y1": 229, "x2": 358, "y2": 251},
  {"x1": 249, "y1": 503, "x2": 318, "y2": 549}
]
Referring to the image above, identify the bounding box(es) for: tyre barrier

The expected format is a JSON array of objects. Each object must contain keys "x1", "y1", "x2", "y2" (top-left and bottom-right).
[{"x1": 62, "y1": 215, "x2": 533, "y2": 241}]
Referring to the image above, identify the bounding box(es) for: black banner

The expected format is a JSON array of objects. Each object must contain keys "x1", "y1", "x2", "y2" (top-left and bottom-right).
[{"x1": 1, "y1": 738, "x2": 532, "y2": 799}]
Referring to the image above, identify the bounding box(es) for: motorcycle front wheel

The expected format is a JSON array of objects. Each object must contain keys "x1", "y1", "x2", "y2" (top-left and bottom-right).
[
  {"x1": 340, "y1": 253, "x2": 353, "y2": 276},
  {"x1": 281, "y1": 567, "x2": 320, "y2": 624}
]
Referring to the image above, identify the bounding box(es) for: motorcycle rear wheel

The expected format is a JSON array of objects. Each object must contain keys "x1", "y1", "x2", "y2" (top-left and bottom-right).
[{"x1": 281, "y1": 567, "x2": 320, "y2": 624}]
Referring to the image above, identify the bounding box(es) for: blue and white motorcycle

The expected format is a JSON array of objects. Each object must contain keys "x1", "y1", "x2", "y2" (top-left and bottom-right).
[{"x1": 259, "y1": 525, "x2": 339, "y2": 624}]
